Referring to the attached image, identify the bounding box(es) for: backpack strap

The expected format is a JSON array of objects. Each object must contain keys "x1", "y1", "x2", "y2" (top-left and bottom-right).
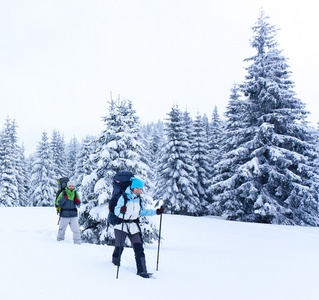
[
  {"x1": 62, "y1": 189, "x2": 77, "y2": 198},
  {"x1": 58, "y1": 190, "x2": 78, "y2": 212},
  {"x1": 62, "y1": 190, "x2": 67, "y2": 199},
  {"x1": 122, "y1": 190, "x2": 129, "y2": 206},
  {"x1": 117, "y1": 191, "x2": 143, "y2": 242},
  {"x1": 120, "y1": 190, "x2": 142, "y2": 207}
]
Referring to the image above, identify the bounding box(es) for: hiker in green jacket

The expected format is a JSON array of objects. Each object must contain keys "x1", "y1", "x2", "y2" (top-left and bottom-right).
[{"x1": 56, "y1": 181, "x2": 81, "y2": 244}]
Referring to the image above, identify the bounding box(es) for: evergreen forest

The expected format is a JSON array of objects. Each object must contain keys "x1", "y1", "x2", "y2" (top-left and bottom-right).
[{"x1": 1, "y1": 12, "x2": 318, "y2": 245}]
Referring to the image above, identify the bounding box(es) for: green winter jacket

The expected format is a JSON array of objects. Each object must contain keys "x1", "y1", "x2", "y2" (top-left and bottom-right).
[{"x1": 56, "y1": 187, "x2": 81, "y2": 218}]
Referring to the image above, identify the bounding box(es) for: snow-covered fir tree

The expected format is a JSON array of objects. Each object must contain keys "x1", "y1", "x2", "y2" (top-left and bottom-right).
[
  {"x1": 16, "y1": 144, "x2": 30, "y2": 206},
  {"x1": 140, "y1": 121, "x2": 165, "y2": 194},
  {"x1": 29, "y1": 132, "x2": 56, "y2": 207},
  {"x1": 209, "y1": 106, "x2": 223, "y2": 164},
  {"x1": 51, "y1": 130, "x2": 68, "y2": 179},
  {"x1": 210, "y1": 11, "x2": 319, "y2": 225},
  {"x1": 67, "y1": 137, "x2": 80, "y2": 179},
  {"x1": 191, "y1": 113, "x2": 212, "y2": 206},
  {"x1": 183, "y1": 109, "x2": 193, "y2": 142},
  {"x1": 79, "y1": 99, "x2": 158, "y2": 245},
  {"x1": 0, "y1": 118, "x2": 20, "y2": 207},
  {"x1": 139, "y1": 124, "x2": 154, "y2": 184},
  {"x1": 208, "y1": 84, "x2": 248, "y2": 216},
  {"x1": 73, "y1": 136, "x2": 95, "y2": 192},
  {"x1": 202, "y1": 114, "x2": 211, "y2": 144},
  {"x1": 225, "y1": 83, "x2": 246, "y2": 131},
  {"x1": 155, "y1": 105, "x2": 203, "y2": 215}
]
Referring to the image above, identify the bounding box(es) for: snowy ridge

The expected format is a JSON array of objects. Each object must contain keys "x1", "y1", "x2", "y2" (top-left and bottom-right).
[{"x1": 0, "y1": 207, "x2": 318, "y2": 300}]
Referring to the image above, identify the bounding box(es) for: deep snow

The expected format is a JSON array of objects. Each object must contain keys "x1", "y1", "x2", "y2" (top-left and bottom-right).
[{"x1": 0, "y1": 207, "x2": 319, "y2": 300}]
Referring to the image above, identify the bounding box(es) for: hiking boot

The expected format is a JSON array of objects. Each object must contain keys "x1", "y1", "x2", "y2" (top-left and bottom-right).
[
  {"x1": 137, "y1": 272, "x2": 151, "y2": 278},
  {"x1": 112, "y1": 257, "x2": 120, "y2": 266}
]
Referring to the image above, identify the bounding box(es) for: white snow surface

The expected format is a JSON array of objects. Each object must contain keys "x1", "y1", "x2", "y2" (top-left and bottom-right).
[{"x1": 1, "y1": 207, "x2": 319, "y2": 300}]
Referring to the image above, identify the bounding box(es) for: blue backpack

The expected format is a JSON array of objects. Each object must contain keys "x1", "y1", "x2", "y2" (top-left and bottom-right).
[{"x1": 107, "y1": 170, "x2": 134, "y2": 225}]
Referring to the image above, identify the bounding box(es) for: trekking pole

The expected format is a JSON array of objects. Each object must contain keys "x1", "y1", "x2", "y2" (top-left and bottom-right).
[
  {"x1": 116, "y1": 213, "x2": 125, "y2": 279},
  {"x1": 56, "y1": 206, "x2": 62, "y2": 225},
  {"x1": 156, "y1": 212, "x2": 163, "y2": 271}
]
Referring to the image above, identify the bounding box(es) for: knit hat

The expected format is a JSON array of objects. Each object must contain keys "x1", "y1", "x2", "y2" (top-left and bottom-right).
[
  {"x1": 67, "y1": 181, "x2": 75, "y2": 187},
  {"x1": 130, "y1": 178, "x2": 144, "y2": 189}
]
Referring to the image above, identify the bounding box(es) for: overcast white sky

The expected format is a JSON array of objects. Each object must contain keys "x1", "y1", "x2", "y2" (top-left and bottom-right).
[{"x1": 1, "y1": 0, "x2": 318, "y2": 155}]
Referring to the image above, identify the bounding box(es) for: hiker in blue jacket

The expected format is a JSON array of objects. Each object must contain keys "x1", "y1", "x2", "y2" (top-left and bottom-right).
[
  {"x1": 112, "y1": 177, "x2": 164, "y2": 278},
  {"x1": 56, "y1": 181, "x2": 81, "y2": 244}
]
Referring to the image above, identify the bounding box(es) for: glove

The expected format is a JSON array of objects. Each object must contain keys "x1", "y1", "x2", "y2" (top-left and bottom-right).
[
  {"x1": 156, "y1": 206, "x2": 164, "y2": 215},
  {"x1": 74, "y1": 197, "x2": 80, "y2": 204},
  {"x1": 120, "y1": 206, "x2": 127, "y2": 214}
]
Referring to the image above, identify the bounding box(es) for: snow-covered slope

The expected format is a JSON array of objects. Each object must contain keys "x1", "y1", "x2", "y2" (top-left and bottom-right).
[{"x1": 0, "y1": 207, "x2": 318, "y2": 300}]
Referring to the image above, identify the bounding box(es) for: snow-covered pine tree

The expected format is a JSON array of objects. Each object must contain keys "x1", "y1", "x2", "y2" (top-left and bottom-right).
[
  {"x1": 210, "y1": 11, "x2": 319, "y2": 225},
  {"x1": 139, "y1": 124, "x2": 155, "y2": 185},
  {"x1": 29, "y1": 132, "x2": 56, "y2": 207},
  {"x1": 191, "y1": 113, "x2": 212, "y2": 206},
  {"x1": 140, "y1": 121, "x2": 165, "y2": 195},
  {"x1": 209, "y1": 106, "x2": 223, "y2": 164},
  {"x1": 73, "y1": 136, "x2": 95, "y2": 193},
  {"x1": 208, "y1": 84, "x2": 249, "y2": 216},
  {"x1": 183, "y1": 109, "x2": 193, "y2": 143},
  {"x1": 16, "y1": 144, "x2": 30, "y2": 206},
  {"x1": 4, "y1": 121, "x2": 29, "y2": 206},
  {"x1": 155, "y1": 105, "x2": 203, "y2": 215},
  {"x1": 0, "y1": 118, "x2": 20, "y2": 207},
  {"x1": 202, "y1": 114, "x2": 211, "y2": 144},
  {"x1": 67, "y1": 137, "x2": 80, "y2": 179},
  {"x1": 26, "y1": 154, "x2": 35, "y2": 177},
  {"x1": 79, "y1": 99, "x2": 158, "y2": 245},
  {"x1": 51, "y1": 130, "x2": 68, "y2": 179},
  {"x1": 225, "y1": 83, "x2": 246, "y2": 131}
]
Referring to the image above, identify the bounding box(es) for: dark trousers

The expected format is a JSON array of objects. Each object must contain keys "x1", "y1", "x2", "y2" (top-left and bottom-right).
[{"x1": 112, "y1": 229, "x2": 147, "y2": 274}]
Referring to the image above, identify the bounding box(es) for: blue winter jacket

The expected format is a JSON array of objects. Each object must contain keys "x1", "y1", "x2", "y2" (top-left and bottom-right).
[{"x1": 114, "y1": 186, "x2": 156, "y2": 234}]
